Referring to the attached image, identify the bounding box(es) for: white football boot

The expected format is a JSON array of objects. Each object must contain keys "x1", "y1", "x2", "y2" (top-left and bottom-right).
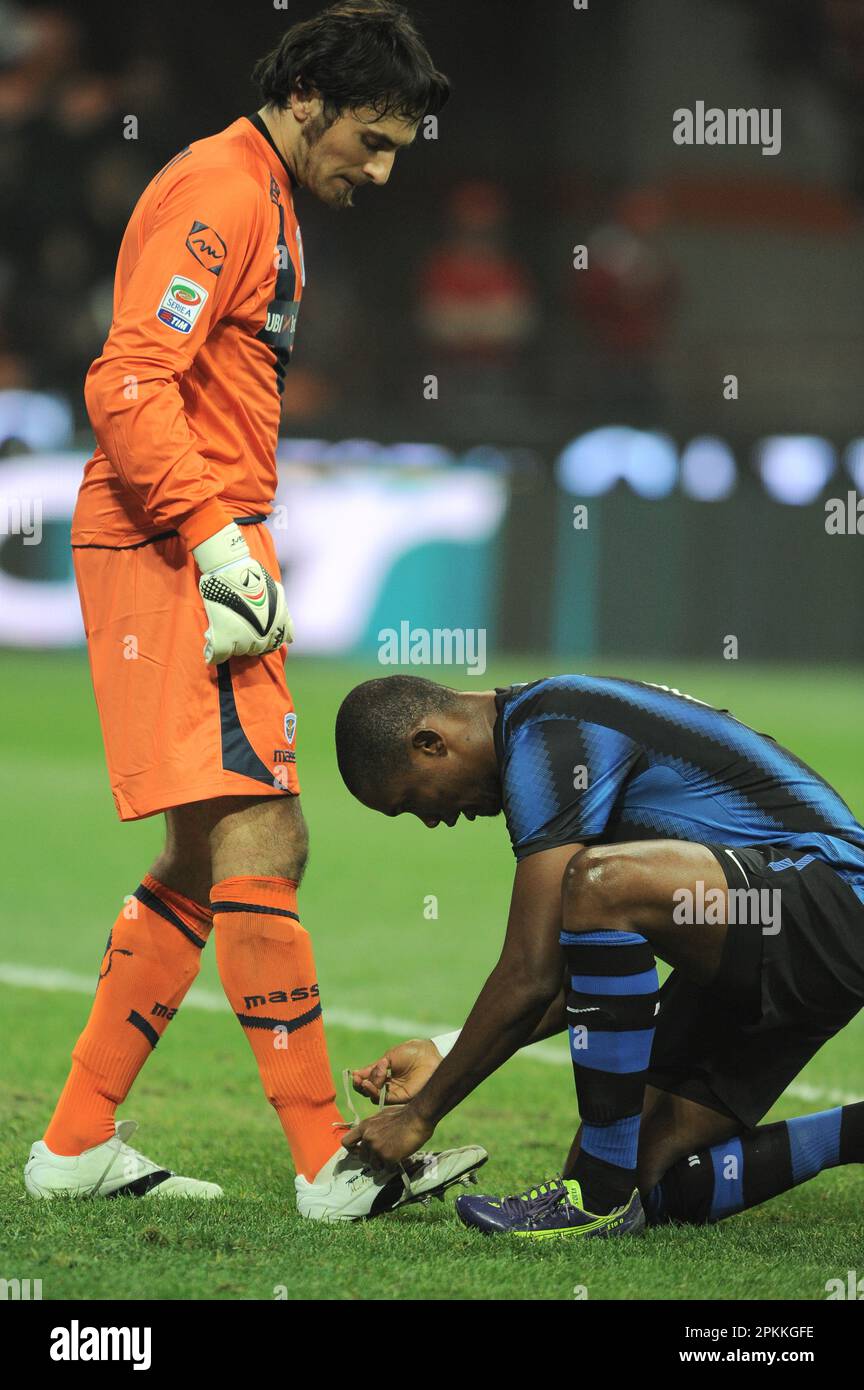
[
  {"x1": 295, "y1": 1068, "x2": 487, "y2": 1222},
  {"x1": 24, "y1": 1120, "x2": 223, "y2": 1199},
  {"x1": 295, "y1": 1142, "x2": 488, "y2": 1222}
]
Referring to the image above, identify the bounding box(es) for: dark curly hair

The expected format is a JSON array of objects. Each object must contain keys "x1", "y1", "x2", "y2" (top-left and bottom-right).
[{"x1": 252, "y1": 1, "x2": 450, "y2": 125}]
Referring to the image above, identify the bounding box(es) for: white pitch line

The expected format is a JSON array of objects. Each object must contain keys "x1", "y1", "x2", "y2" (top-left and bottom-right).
[{"x1": 0, "y1": 962, "x2": 858, "y2": 1107}]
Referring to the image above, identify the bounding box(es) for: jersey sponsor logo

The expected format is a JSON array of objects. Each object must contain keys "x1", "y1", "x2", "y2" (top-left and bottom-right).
[
  {"x1": 156, "y1": 275, "x2": 208, "y2": 334},
  {"x1": 263, "y1": 304, "x2": 298, "y2": 338},
  {"x1": 283, "y1": 712, "x2": 297, "y2": 744},
  {"x1": 186, "y1": 220, "x2": 227, "y2": 275},
  {"x1": 259, "y1": 298, "x2": 300, "y2": 351},
  {"x1": 243, "y1": 985, "x2": 319, "y2": 1008},
  {"x1": 150, "y1": 1001, "x2": 178, "y2": 1020}
]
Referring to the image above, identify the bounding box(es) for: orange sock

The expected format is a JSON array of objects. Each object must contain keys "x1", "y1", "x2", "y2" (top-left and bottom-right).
[
  {"x1": 211, "y1": 875, "x2": 343, "y2": 1180},
  {"x1": 43, "y1": 874, "x2": 212, "y2": 1156}
]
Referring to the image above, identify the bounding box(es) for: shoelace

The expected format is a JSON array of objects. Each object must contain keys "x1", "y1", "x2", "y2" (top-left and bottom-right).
[
  {"x1": 500, "y1": 1179, "x2": 571, "y2": 1221},
  {"x1": 334, "y1": 1069, "x2": 418, "y2": 1195},
  {"x1": 337, "y1": 1066, "x2": 390, "y2": 1128},
  {"x1": 515, "y1": 1177, "x2": 564, "y2": 1201},
  {"x1": 89, "y1": 1137, "x2": 156, "y2": 1198},
  {"x1": 500, "y1": 1178, "x2": 569, "y2": 1212}
]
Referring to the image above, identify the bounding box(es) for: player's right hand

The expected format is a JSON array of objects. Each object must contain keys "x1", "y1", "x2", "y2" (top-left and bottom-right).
[
  {"x1": 192, "y1": 522, "x2": 294, "y2": 665},
  {"x1": 351, "y1": 1037, "x2": 443, "y2": 1105}
]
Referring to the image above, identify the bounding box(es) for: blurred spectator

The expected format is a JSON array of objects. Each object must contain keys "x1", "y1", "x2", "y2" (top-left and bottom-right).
[
  {"x1": 418, "y1": 180, "x2": 537, "y2": 360},
  {"x1": 419, "y1": 179, "x2": 536, "y2": 361},
  {"x1": 0, "y1": 6, "x2": 180, "y2": 413},
  {"x1": 277, "y1": 215, "x2": 365, "y2": 430},
  {"x1": 571, "y1": 187, "x2": 679, "y2": 424},
  {"x1": 8, "y1": 223, "x2": 108, "y2": 405},
  {"x1": 0, "y1": 2, "x2": 381, "y2": 431},
  {"x1": 415, "y1": 179, "x2": 538, "y2": 434}
]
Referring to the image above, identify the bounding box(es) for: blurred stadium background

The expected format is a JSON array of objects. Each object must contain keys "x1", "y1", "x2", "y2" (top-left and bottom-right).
[
  {"x1": 1, "y1": 0, "x2": 864, "y2": 1300},
  {"x1": 2, "y1": 0, "x2": 864, "y2": 663}
]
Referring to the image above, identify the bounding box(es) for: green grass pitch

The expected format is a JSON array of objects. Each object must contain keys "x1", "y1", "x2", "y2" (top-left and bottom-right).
[{"x1": 1, "y1": 650, "x2": 862, "y2": 1300}]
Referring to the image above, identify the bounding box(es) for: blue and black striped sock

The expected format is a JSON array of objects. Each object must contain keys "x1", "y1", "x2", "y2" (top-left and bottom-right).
[
  {"x1": 644, "y1": 1102, "x2": 864, "y2": 1225},
  {"x1": 563, "y1": 929, "x2": 660, "y2": 1213}
]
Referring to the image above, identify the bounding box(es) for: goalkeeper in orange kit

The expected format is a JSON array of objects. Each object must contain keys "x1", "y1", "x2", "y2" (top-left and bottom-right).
[{"x1": 23, "y1": 2, "x2": 486, "y2": 1220}]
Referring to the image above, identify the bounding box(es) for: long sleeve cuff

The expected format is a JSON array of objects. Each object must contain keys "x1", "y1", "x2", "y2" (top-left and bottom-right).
[{"x1": 176, "y1": 497, "x2": 235, "y2": 551}]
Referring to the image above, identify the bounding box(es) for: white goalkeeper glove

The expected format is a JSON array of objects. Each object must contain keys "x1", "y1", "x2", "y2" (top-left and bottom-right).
[{"x1": 192, "y1": 522, "x2": 294, "y2": 666}]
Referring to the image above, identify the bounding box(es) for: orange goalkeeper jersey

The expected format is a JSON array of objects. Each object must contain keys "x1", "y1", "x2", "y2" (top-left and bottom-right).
[{"x1": 72, "y1": 114, "x2": 305, "y2": 550}]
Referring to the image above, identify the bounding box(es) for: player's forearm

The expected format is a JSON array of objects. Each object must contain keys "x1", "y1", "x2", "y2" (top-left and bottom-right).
[
  {"x1": 411, "y1": 964, "x2": 556, "y2": 1126},
  {"x1": 432, "y1": 985, "x2": 566, "y2": 1061}
]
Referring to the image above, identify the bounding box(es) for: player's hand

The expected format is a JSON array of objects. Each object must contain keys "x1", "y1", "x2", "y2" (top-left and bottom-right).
[
  {"x1": 351, "y1": 1037, "x2": 442, "y2": 1106},
  {"x1": 341, "y1": 1104, "x2": 434, "y2": 1170},
  {"x1": 192, "y1": 522, "x2": 294, "y2": 666}
]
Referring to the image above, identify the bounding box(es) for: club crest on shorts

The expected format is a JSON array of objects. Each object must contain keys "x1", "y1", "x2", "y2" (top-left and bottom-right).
[{"x1": 283, "y1": 713, "x2": 297, "y2": 745}]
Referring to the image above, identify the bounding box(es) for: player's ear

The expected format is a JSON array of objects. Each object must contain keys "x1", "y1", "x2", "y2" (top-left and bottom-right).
[
  {"x1": 412, "y1": 728, "x2": 446, "y2": 757},
  {"x1": 290, "y1": 84, "x2": 322, "y2": 123}
]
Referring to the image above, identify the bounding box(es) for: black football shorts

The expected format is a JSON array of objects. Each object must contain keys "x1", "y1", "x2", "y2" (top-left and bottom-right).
[{"x1": 645, "y1": 842, "x2": 864, "y2": 1129}]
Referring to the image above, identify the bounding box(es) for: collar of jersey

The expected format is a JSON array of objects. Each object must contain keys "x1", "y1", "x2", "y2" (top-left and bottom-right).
[{"x1": 245, "y1": 111, "x2": 298, "y2": 191}]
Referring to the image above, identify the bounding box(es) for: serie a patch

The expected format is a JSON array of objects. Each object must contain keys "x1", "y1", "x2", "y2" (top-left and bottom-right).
[{"x1": 156, "y1": 275, "x2": 209, "y2": 334}]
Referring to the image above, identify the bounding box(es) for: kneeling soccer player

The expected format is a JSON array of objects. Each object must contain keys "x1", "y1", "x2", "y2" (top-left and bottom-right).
[{"x1": 335, "y1": 673, "x2": 864, "y2": 1238}]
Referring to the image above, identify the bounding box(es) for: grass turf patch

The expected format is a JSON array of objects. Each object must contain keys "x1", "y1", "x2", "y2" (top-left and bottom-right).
[{"x1": 1, "y1": 653, "x2": 862, "y2": 1300}]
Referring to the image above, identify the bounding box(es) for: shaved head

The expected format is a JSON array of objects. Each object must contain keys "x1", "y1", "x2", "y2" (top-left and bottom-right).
[
  {"x1": 335, "y1": 675, "x2": 459, "y2": 805},
  {"x1": 335, "y1": 675, "x2": 502, "y2": 829}
]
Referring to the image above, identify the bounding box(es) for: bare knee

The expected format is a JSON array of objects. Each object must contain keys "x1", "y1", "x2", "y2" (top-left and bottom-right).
[
  {"x1": 153, "y1": 811, "x2": 213, "y2": 907},
  {"x1": 148, "y1": 851, "x2": 212, "y2": 910},
  {"x1": 209, "y1": 794, "x2": 310, "y2": 883},
  {"x1": 561, "y1": 845, "x2": 634, "y2": 931}
]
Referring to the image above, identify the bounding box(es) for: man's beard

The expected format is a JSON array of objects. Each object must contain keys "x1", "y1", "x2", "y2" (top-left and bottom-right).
[
  {"x1": 300, "y1": 112, "x2": 352, "y2": 208},
  {"x1": 300, "y1": 111, "x2": 331, "y2": 156}
]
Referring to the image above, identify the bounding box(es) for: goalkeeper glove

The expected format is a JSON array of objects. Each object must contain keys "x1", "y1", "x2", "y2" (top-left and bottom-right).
[{"x1": 192, "y1": 522, "x2": 294, "y2": 666}]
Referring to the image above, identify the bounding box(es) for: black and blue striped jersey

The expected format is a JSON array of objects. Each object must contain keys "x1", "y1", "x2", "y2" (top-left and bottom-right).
[{"x1": 494, "y1": 675, "x2": 864, "y2": 906}]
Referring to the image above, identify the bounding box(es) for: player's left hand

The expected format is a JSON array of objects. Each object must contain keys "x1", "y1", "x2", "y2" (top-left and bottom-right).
[
  {"x1": 351, "y1": 1037, "x2": 442, "y2": 1105},
  {"x1": 341, "y1": 1105, "x2": 434, "y2": 1170}
]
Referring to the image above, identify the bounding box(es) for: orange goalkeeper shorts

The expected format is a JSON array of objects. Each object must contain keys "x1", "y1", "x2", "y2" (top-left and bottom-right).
[{"x1": 72, "y1": 516, "x2": 300, "y2": 822}]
